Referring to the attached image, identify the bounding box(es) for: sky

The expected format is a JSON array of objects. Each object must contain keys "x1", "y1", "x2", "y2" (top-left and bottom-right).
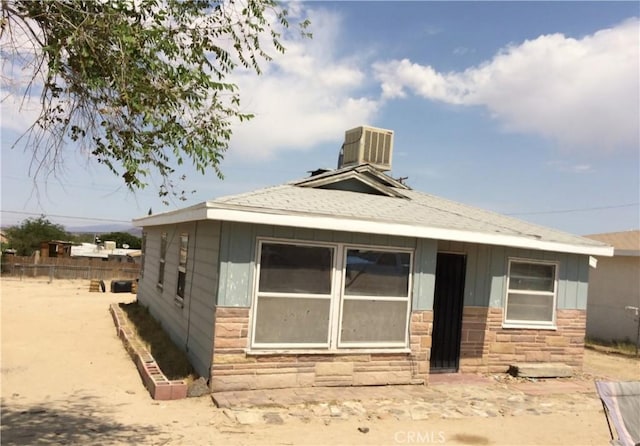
[{"x1": 1, "y1": 1, "x2": 639, "y2": 236}]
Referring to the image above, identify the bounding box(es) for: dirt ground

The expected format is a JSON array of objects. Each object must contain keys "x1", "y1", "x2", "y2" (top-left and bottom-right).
[{"x1": 1, "y1": 278, "x2": 639, "y2": 446}]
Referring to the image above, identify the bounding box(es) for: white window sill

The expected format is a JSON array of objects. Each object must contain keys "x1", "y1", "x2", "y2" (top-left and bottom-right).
[
  {"x1": 502, "y1": 323, "x2": 557, "y2": 331},
  {"x1": 245, "y1": 348, "x2": 412, "y2": 356}
]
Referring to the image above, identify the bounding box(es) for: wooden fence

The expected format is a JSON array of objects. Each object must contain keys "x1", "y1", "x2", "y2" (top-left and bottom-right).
[{"x1": 1, "y1": 256, "x2": 140, "y2": 281}]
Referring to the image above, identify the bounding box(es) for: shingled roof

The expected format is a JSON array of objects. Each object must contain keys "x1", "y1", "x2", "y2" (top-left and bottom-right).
[
  {"x1": 134, "y1": 164, "x2": 613, "y2": 257},
  {"x1": 585, "y1": 230, "x2": 640, "y2": 256}
]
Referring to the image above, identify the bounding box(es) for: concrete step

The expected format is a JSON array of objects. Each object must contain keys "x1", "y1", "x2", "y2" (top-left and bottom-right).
[{"x1": 508, "y1": 363, "x2": 573, "y2": 378}]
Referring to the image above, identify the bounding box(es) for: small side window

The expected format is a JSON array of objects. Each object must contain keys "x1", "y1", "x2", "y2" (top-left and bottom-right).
[
  {"x1": 176, "y1": 233, "x2": 189, "y2": 304},
  {"x1": 157, "y1": 232, "x2": 167, "y2": 289},
  {"x1": 504, "y1": 260, "x2": 557, "y2": 328}
]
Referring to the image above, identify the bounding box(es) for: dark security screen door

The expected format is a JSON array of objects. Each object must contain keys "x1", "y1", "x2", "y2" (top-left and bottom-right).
[{"x1": 430, "y1": 253, "x2": 466, "y2": 372}]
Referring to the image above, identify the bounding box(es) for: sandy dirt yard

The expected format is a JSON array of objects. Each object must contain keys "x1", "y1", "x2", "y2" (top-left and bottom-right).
[{"x1": 1, "y1": 278, "x2": 639, "y2": 445}]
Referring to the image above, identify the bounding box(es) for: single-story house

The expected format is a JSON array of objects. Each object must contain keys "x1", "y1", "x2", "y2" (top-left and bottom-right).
[
  {"x1": 585, "y1": 230, "x2": 639, "y2": 344},
  {"x1": 133, "y1": 126, "x2": 613, "y2": 392},
  {"x1": 40, "y1": 240, "x2": 73, "y2": 258},
  {"x1": 71, "y1": 242, "x2": 141, "y2": 263}
]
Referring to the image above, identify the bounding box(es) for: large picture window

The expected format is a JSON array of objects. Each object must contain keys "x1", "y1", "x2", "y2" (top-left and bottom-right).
[
  {"x1": 251, "y1": 240, "x2": 413, "y2": 350},
  {"x1": 504, "y1": 260, "x2": 557, "y2": 328}
]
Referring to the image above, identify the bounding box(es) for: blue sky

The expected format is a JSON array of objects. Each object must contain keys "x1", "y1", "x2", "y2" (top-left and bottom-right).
[{"x1": 1, "y1": 1, "x2": 639, "y2": 236}]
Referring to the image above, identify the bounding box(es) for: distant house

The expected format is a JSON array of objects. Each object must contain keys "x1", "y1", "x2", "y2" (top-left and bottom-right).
[
  {"x1": 71, "y1": 242, "x2": 141, "y2": 263},
  {"x1": 40, "y1": 240, "x2": 73, "y2": 258},
  {"x1": 133, "y1": 126, "x2": 613, "y2": 392},
  {"x1": 585, "y1": 230, "x2": 640, "y2": 344}
]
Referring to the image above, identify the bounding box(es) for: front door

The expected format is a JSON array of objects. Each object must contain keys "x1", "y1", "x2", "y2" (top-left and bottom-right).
[{"x1": 430, "y1": 253, "x2": 466, "y2": 373}]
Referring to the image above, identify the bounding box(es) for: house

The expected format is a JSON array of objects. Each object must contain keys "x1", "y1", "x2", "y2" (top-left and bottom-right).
[
  {"x1": 71, "y1": 242, "x2": 141, "y2": 263},
  {"x1": 133, "y1": 126, "x2": 613, "y2": 392},
  {"x1": 40, "y1": 240, "x2": 73, "y2": 258},
  {"x1": 585, "y1": 230, "x2": 640, "y2": 344}
]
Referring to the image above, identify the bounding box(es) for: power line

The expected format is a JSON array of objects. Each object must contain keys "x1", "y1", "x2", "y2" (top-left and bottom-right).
[
  {"x1": 506, "y1": 202, "x2": 639, "y2": 216},
  {"x1": 3, "y1": 201, "x2": 638, "y2": 225},
  {"x1": 0, "y1": 210, "x2": 133, "y2": 224}
]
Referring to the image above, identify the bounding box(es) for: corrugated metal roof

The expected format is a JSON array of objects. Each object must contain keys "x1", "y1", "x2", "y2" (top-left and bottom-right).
[
  {"x1": 133, "y1": 165, "x2": 613, "y2": 256},
  {"x1": 585, "y1": 230, "x2": 640, "y2": 255}
]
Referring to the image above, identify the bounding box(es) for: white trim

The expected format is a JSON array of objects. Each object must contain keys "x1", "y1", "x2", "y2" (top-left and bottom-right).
[
  {"x1": 133, "y1": 203, "x2": 613, "y2": 257},
  {"x1": 250, "y1": 240, "x2": 336, "y2": 348},
  {"x1": 245, "y1": 348, "x2": 413, "y2": 356},
  {"x1": 258, "y1": 292, "x2": 332, "y2": 299},
  {"x1": 338, "y1": 245, "x2": 413, "y2": 348},
  {"x1": 215, "y1": 208, "x2": 612, "y2": 256},
  {"x1": 250, "y1": 238, "x2": 414, "y2": 351},
  {"x1": 343, "y1": 295, "x2": 409, "y2": 301},
  {"x1": 501, "y1": 323, "x2": 557, "y2": 331},
  {"x1": 503, "y1": 258, "x2": 559, "y2": 328}
]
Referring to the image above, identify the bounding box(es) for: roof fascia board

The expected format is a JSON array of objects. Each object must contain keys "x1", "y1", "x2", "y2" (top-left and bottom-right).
[
  {"x1": 614, "y1": 249, "x2": 640, "y2": 257},
  {"x1": 204, "y1": 207, "x2": 614, "y2": 257},
  {"x1": 132, "y1": 202, "x2": 210, "y2": 227}
]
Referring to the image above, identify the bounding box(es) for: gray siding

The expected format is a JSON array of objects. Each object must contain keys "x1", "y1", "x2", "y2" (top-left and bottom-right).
[
  {"x1": 138, "y1": 221, "x2": 221, "y2": 377},
  {"x1": 412, "y1": 238, "x2": 438, "y2": 310},
  {"x1": 437, "y1": 240, "x2": 590, "y2": 310},
  {"x1": 217, "y1": 222, "x2": 427, "y2": 307}
]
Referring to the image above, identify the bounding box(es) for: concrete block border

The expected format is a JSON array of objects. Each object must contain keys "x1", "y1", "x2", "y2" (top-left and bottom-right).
[{"x1": 109, "y1": 303, "x2": 187, "y2": 400}]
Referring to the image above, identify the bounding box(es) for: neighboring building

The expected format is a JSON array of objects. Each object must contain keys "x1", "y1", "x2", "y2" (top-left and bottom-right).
[
  {"x1": 585, "y1": 230, "x2": 640, "y2": 343},
  {"x1": 71, "y1": 242, "x2": 141, "y2": 263},
  {"x1": 133, "y1": 126, "x2": 613, "y2": 392},
  {"x1": 40, "y1": 240, "x2": 73, "y2": 258}
]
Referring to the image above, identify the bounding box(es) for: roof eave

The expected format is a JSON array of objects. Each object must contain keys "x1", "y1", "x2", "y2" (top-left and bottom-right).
[
  {"x1": 204, "y1": 206, "x2": 614, "y2": 257},
  {"x1": 133, "y1": 203, "x2": 613, "y2": 257},
  {"x1": 614, "y1": 248, "x2": 640, "y2": 257},
  {"x1": 132, "y1": 202, "x2": 211, "y2": 227}
]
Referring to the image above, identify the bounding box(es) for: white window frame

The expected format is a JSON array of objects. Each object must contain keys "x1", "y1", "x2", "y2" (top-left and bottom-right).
[
  {"x1": 175, "y1": 232, "x2": 189, "y2": 306},
  {"x1": 338, "y1": 247, "x2": 413, "y2": 348},
  {"x1": 251, "y1": 240, "x2": 336, "y2": 349},
  {"x1": 250, "y1": 238, "x2": 413, "y2": 351},
  {"x1": 157, "y1": 232, "x2": 167, "y2": 290},
  {"x1": 503, "y1": 258, "x2": 558, "y2": 329}
]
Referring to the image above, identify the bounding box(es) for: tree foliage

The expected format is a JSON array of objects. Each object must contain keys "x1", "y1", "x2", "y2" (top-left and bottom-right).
[
  {"x1": 1, "y1": 0, "x2": 310, "y2": 201},
  {"x1": 97, "y1": 231, "x2": 141, "y2": 249},
  {"x1": 5, "y1": 216, "x2": 70, "y2": 255}
]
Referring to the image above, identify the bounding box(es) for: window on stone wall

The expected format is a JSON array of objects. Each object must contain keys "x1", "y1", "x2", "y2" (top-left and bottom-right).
[
  {"x1": 340, "y1": 249, "x2": 410, "y2": 345},
  {"x1": 504, "y1": 259, "x2": 557, "y2": 328},
  {"x1": 176, "y1": 233, "x2": 189, "y2": 305},
  {"x1": 251, "y1": 240, "x2": 413, "y2": 350},
  {"x1": 157, "y1": 232, "x2": 167, "y2": 289}
]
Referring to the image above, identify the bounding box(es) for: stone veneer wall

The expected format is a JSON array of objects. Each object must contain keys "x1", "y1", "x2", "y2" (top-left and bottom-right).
[
  {"x1": 459, "y1": 306, "x2": 586, "y2": 373},
  {"x1": 209, "y1": 307, "x2": 433, "y2": 392}
]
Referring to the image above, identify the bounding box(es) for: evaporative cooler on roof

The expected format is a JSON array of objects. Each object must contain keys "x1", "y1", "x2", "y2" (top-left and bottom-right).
[{"x1": 340, "y1": 125, "x2": 394, "y2": 171}]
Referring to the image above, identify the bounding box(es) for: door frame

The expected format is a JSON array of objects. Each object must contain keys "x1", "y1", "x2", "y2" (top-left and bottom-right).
[{"x1": 430, "y1": 252, "x2": 467, "y2": 373}]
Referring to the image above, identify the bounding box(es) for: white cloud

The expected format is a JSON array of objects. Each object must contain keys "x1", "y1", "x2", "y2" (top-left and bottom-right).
[
  {"x1": 227, "y1": 7, "x2": 380, "y2": 158},
  {"x1": 374, "y1": 18, "x2": 640, "y2": 152},
  {"x1": 1, "y1": 4, "x2": 380, "y2": 160}
]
